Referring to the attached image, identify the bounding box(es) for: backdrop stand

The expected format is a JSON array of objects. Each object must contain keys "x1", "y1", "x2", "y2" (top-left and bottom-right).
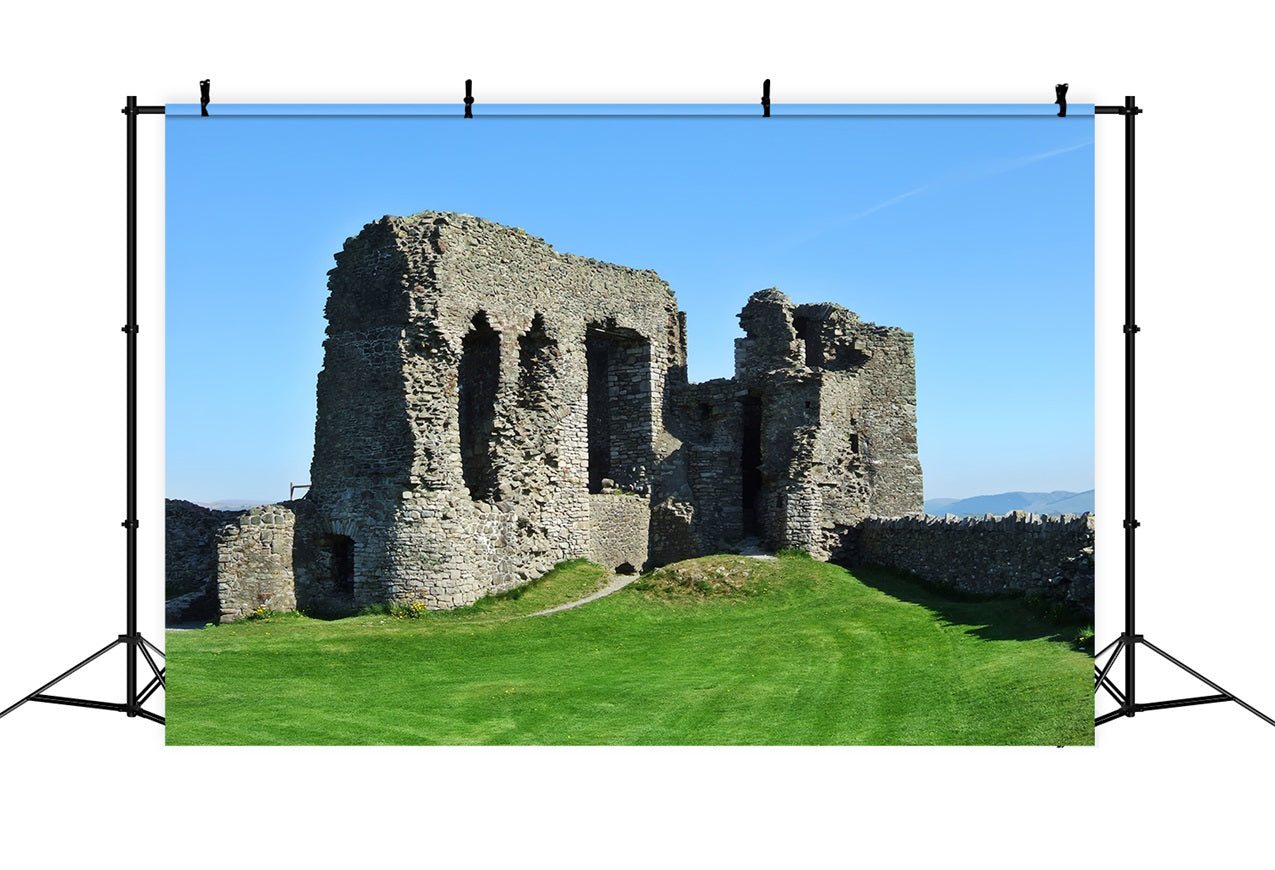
[
  {"x1": 1093, "y1": 96, "x2": 1273, "y2": 729},
  {"x1": 3, "y1": 91, "x2": 1270, "y2": 733},
  {"x1": 0, "y1": 96, "x2": 166, "y2": 727}
]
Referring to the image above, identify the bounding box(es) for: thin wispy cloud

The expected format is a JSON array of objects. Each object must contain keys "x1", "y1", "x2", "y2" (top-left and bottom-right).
[
  {"x1": 846, "y1": 185, "x2": 930, "y2": 221},
  {"x1": 768, "y1": 138, "x2": 1092, "y2": 256},
  {"x1": 985, "y1": 140, "x2": 1093, "y2": 176},
  {"x1": 768, "y1": 185, "x2": 929, "y2": 254}
]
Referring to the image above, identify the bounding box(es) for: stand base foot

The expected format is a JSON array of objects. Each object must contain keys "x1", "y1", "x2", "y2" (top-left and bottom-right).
[
  {"x1": 0, "y1": 633, "x2": 165, "y2": 725},
  {"x1": 1094, "y1": 634, "x2": 1274, "y2": 728}
]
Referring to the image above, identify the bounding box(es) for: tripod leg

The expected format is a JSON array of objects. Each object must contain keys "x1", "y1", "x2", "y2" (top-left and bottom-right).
[
  {"x1": 1139, "y1": 639, "x2": 1275, "y2": 727},
  {"x1": 134, "y1": 708, "x2": 164, "y2": 725},
  {"x1": 0, "y1": 638, "x2": 124, "y2": 719},
  {"x1": 1094, "y1": 635, "x2": 1123, "y2": 660},
  {"x1": 1094, "y1": 637, "x2": 1131, "y2": 727},
  {"x1": 137, "y1": 674, "x2": 163, "y2": 706},
  {"x1": 137, "y1": 641, "x2": 165, "y2": 689},
  {"x1": 132, "y1": 635, "x2": 165, "y2": 719},
  {"x1": 1094, "y1": 636, "x2": 1125, "y2": 694},
  {"x1": 139, "y1": 635, "x2": 165, "y2": 660},
  {"x1": 1097, "y1": 673, "x2": 1126, "y2": 707}
]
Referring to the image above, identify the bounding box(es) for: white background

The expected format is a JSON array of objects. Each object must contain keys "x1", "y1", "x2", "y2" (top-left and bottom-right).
[{"x1": 1, "y1": 3, "x2": 1272, "y2": 869}]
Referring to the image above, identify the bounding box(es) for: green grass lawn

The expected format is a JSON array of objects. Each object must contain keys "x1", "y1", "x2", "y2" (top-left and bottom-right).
[{"x1": 165, "y1": 554, "x2": 1093, "y2": 745}]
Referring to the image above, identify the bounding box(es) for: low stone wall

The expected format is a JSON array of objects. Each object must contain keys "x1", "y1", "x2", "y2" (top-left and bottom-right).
[
  {"x1": 853, "y1": 512, "x2": 1094, "y2": 617},
  {"x1": 165, "y1": 499, "x2": 238, "y2": 623},
  {"x1": 215, "y1": 505, "x2": 298, "y2": 622},
  {"x1": 589, "y1": 493, "x2": 650, "y2": 573},
  {"x1": 166, "y1": 500, "x2": 231, "y2": 596}
]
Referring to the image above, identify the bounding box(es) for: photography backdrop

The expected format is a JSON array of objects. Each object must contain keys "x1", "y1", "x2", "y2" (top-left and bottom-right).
[{"x1": 165, "y1": 103, "x2": 1094, "y2": 745}]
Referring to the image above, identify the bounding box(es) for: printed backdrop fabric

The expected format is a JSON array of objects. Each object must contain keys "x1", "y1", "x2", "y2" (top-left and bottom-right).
[{"x1": 165, "y1": 104, "x2": 1095, "y2": 745}]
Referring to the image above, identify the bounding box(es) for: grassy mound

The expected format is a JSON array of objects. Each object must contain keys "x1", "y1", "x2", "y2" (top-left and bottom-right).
[{"x1": 632, "y1": 555, "x2": 778, "y2": 599}]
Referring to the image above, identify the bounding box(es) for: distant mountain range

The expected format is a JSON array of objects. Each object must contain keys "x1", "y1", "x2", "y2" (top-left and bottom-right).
[
  {"x1": 924, "y1": 490, "x2": 1094, "y2": 517},
  {"x1": 194, "y1": 499, "x2": 276, "y2": 512}
]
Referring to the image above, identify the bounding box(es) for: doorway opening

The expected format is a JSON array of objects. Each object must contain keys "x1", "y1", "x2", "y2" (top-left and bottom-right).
[{"x1": 318, "y1": 534, "x2": 355, "y2": 601}]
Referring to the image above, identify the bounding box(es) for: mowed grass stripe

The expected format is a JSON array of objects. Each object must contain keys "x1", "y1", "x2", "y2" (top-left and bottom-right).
[{"x1": 166, "y1": 555, "x2": 1093, "y2": 745}]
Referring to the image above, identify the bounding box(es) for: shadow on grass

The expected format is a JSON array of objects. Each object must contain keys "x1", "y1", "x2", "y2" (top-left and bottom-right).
[{"x1": 847, "y1": 563, "x2": 1084, "y2": 647}]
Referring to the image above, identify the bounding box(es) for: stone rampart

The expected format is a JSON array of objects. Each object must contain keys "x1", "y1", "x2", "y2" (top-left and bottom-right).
[{"x1": 853, "y1": 512, "x2": 1094, "y2": 616}]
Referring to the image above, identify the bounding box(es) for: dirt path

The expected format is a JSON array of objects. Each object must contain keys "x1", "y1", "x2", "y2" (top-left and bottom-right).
[{"x1": 525, "y1": 573, "x2": 638, "y2": 618}]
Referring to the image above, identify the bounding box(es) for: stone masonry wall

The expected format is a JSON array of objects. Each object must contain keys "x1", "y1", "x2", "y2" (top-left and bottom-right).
[
  {"x1": 810, "y1": 306, "x2": 923, "y2": 521},
  {"x1": 799, "y1": 309, "x2": 924, "y2": 558},
  {"x1": 589, "y1": 493, "x2": 651, "y2": 573},
  {"x1": 658, "y1": 379, "x2": 743, "y2": 563},
  {"x1": 716, "y1": 289, "x2": 923, "y2": 559},
  {"x1": 215, "y1": 505, "x2": 298, "y2": 622},
  {"x1": 165, "y1": 499, "x2": 237, "y2": 623},
  {"x1": 854, "y1": 512, "x2": 1095, "y2": 616},
  {"x1": 307, "y1": 212, "x2": 683, "y2": 611}
]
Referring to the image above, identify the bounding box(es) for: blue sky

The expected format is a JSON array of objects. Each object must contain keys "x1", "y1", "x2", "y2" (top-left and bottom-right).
[{"x1": 167, "y1": 104, "x2": 1094, "y2": 505}]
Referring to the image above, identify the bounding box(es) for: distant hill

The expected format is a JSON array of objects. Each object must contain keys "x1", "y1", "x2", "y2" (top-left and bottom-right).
[
  {"x1": 924, "y1": 490, "x2": 1094, "y2": 517},
  {"x1": 194, "y1": 499, "x2": 274, "y2": 512}
]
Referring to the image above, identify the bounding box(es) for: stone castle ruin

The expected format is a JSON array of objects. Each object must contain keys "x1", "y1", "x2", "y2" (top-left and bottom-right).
[{"x1": 167, "y1": 211, "x2": 1092, "y2": 623}]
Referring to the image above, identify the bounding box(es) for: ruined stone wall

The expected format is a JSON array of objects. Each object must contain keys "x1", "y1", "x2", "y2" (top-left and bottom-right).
[
  {"x1": 586, "y1": 326, "x2": 656, "y2": 494},
  {"x1": 167, "y1": 499, "x2": 315, "y2": 624},
  {"x1": 306, "y1": 218, "x2": 417, "y2": 611},
  {"x1": 715, "y1": 289, "x2": 923, "y2": 559},
  {"x1": 214, "y1": 505, "x2": 299, "y2": 622},
  {"x1": 308, "y1": 212, "x2": 684, "y2": 611},
  {"x1": 853, "y1": 512, "x2": 1095, "y2": 616},
  {"x1": 589, "y1": 493, "x2": 651, "y2": 573},
  {"x1": 165, "y1": 499, "x2": 237, "y2": 623},
  {"x1": 735, "y1": 288, "x2": 802, "y2": 382},
  {"x1": 802, "y1": 310, "x2": 923, "y2": 557},
  {"x1": 658, "y1": 379, "x2": 744, "y2": 563},
  {"x1": 823, "y1": 316, "x2": 923, "y2": 520},
  {"x1": 730, "y1": 290, "x2": 812, "y2": 551},
  {"x1": 755, "y1": 373, "x2": 822, "y2": 550}
]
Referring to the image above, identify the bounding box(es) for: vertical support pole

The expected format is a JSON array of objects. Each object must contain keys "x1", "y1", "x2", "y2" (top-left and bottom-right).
[
  {"x1": 0, "y1": 97, "x2": 166, "y2": 727},
  {"x1": 124, "y1": 95, "x2": 139, "y2": 716},
  {"x1": 1122, "y1": 94, "x2": 1138, "y2": 717}
]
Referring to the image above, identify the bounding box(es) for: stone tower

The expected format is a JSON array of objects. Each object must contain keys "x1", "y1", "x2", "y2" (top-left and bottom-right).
[
  {"x1": 297, "y1": 212, "x2": 686, "y2": 613},
  {"x1": 656, "y1": 287, "x2": 923, "y2": 563}
]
